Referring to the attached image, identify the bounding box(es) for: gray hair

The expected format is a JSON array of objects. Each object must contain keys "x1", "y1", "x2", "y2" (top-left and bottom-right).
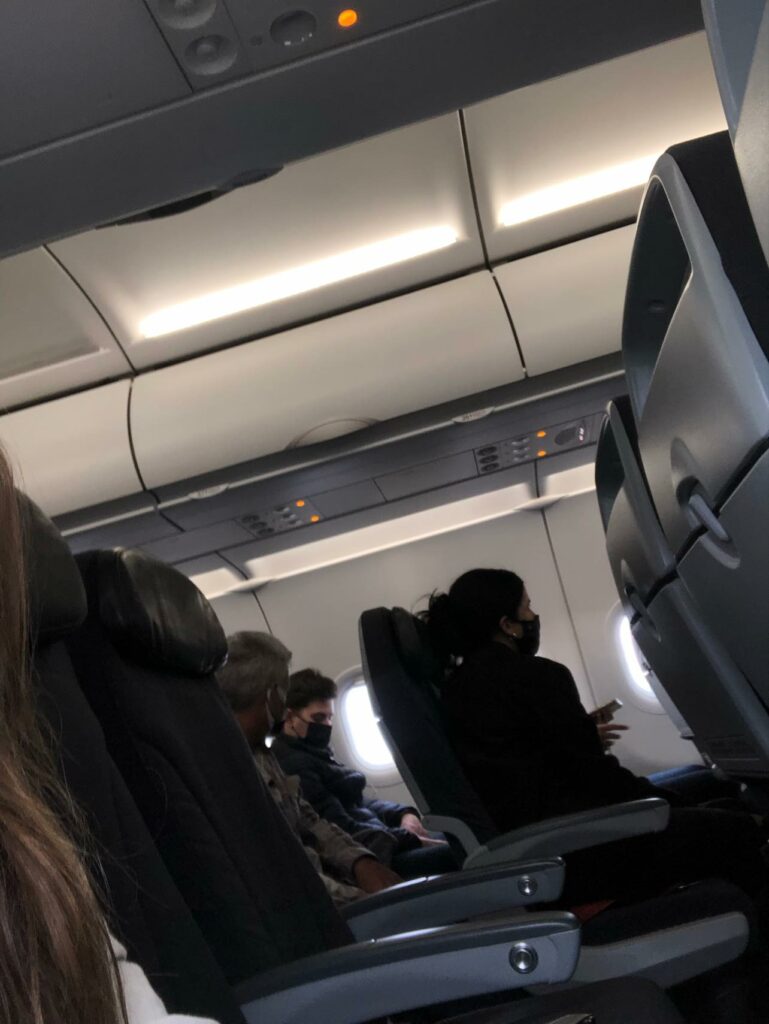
[{"x1": 217, "y1": 631, "x2": 292, "y2": 712}]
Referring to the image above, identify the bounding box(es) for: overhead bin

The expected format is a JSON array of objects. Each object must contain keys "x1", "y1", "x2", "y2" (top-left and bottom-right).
[
  {"x1": 51, "y1": 115, "x2": 482, "y2": 368},
  {"x1": 130, "y1": 271, "x2": 524, "y2": 489},
  {"x1": 0, "y1": 248, "x2": 131, "y2": 411},
  {"x1": 495, "y1": 225, "x2": 635, "y2": 376},
  {"x1": 703, "y1": 0, "x2": 769, "y2": 264},
  {"x1": 0, "y1": 1, "x2": 702, "y2": 260},
  {"x1": 464, "y1": 32, "x2": 725, "y2": 262},
  {"x1": 0, "y1": 381, "x2": 140, "y2": 517}
]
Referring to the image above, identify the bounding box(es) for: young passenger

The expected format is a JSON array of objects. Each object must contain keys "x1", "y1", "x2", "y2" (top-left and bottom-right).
[
  {"x1": 273, "y1": 668, "x2": 458, "y2": 877},
  {"x1": 217, "y1": 632, "x2": 402, "y2": 905},
  {"x1": 0, "y1": 446, "x2": 215, "y2": 1024},
  {"x1": 422, "y1": 568, "x2": 768, "y2": 907}
]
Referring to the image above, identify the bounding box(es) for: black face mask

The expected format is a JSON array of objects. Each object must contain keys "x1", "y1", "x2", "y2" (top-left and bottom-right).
[
  {"x1": 302, "y1": 721, "x2": 333, "y2": 749},
  {"x1": 517, "y1": 615, "x2": 541, "y2": 657}
]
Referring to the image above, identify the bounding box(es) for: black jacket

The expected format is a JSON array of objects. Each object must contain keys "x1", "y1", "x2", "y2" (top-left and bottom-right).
[
  {"x1": 271, "y1": 733, "x2": 421, "y2": 859},
  {"x1": 441, "y1": 642, "x2": 669, "y2": 832}
]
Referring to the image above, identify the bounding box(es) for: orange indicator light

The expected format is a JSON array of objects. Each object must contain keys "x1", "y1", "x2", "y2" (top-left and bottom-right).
[
  {"x1": 311, "y1": 515, "x2": 321, "y2": 523},
  {"x1": 537, "y1": 450, "x2": 548, "y2": 458},
  {"x1": 295, "y1": 500, "x2": 306, "y2": 508},
  {"x1": 536, "y1": 430, "x2": 547, "y2": 438},
  {"x1": 338, "y1": 8, "x2": 358, "y2": 28}
]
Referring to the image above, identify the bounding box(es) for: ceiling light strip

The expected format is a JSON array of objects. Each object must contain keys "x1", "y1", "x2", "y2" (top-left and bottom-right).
[{"x1": 139, "y1": 225, "x2": 459, "y2": 338}]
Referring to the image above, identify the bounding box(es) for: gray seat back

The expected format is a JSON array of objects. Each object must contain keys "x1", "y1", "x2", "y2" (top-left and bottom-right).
[
  {"x1": 595, "y1": 396, "x2": 769, "y2": 776},
  {"x1": 359, "y1": 607, "x2": 498, "y2": 851}
]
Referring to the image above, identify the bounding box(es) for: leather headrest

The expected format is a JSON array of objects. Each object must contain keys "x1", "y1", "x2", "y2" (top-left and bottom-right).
[
  {"x1": 390, "y1": 608, "x2": 441, "y2": 687},
  {"x1": 21, "y1": 492, "x2": 88, "y2": 647},
  {"x1": 78, "y1": 548, "x2": 227, "y2": 677}
]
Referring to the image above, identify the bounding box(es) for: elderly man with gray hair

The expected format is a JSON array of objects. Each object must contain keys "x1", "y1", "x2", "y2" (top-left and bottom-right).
[{"x1": 217, "y1": 631, "x2": 402, "y2": 906}]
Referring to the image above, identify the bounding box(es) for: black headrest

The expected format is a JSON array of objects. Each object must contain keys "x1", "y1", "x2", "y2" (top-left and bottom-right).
[
  {"x1": 390, "y1": 608, "x2": 441, "y2": 688},
  {"x1": 77, "y1": 548, "x2": 227, "y2": 678},
  {"x1": 21, "y1": 492, "x2": 88, "y2": 647}
]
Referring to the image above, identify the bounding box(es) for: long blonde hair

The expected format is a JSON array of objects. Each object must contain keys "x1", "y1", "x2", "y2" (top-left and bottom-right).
[{"x1": 0, "y1": 448, "x2": 126, "y2": 1024}]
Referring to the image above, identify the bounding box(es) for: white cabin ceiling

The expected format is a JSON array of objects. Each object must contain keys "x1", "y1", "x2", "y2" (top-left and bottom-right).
[
  {"x1": 0, "y1": 30, "x2": 730, "y2": 517},
  {"x1": 464, "y1": 32, "x2": 726, "y2": 261},
  {"x1": 48, "y1": 113, "x2": 482, "y2": 368}
]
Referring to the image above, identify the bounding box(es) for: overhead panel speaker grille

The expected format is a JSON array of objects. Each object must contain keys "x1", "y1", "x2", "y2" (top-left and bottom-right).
[{"x1": 145, "y1": 0, "x2": 472, "y2": 88}]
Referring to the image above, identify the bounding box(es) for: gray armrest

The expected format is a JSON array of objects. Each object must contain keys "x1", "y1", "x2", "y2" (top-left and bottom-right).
[
  {"x1": 341, "y1": 858, "x2": 565, "y2": 940},
  {"x1": 534, "y1": 911, "x2": 748, "y2": 992},
  {"x1": 464, "y1": 799, "x2": 670, "y2": 868},
  {"x1": 236, "y1": 913, "x2": 580, "y2": 1024}
]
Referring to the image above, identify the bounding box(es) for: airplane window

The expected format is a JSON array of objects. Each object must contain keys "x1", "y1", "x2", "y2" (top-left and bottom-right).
[
  {"x1": 341, "y1": 681, "x2": 395, "y2": 771},
  {"x1": 618, "y1": 615, "x2": 656, "y2": 698}
]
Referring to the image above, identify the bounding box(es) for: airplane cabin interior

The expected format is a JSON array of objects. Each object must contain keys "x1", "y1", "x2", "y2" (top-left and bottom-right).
[{"x1": 1, "y1": 1, "x2": 768, "y2": 1023}]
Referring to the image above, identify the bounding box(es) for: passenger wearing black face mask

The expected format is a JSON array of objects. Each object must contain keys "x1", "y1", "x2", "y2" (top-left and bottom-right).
[
  {"x1": 422, "y1": 569, "x2": 769, "y2": 910},
  {"x1": 424, "y1": 568, "x2": 673, "y2": 832},
  {"x1": 273, "y1": 669, "x2": 459, "y2": 879}
]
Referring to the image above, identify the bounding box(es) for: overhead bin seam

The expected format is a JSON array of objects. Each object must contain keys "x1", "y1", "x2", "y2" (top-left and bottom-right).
[
  {"x1": 42, "y1": 245, "x2": 137, "y2": 372},
  {"x1": 458, "y1": 110, "x2": 528, "y2": 373},
  {"x1": 126, "y1": 379, "x2": 150, "y2": 493},
  {"x1": 219, "y1": 550, "x2": 275, "y2": 631}
]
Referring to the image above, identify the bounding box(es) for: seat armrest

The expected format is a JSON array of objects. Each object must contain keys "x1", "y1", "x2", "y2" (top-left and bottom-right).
[
  {"x1": 535, "y1": 911, "x2": 748, "y2": 992},
  {"x1": 236, "y1": 913, "x2": 580, "y2": 1024},
  {"x1": 464, "y1": 799, "x2": 670, "y2": 868},
  {"x1": 341, "y1": 858, "x2": 565, "y2": 940}
]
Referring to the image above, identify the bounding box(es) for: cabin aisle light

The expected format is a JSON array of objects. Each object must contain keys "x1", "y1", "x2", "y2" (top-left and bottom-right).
[
  {"x1": 498, "y1": 154, "x2": 657, "y2": 227},
  {"x1": 139, "y1": 225, "x2": 459, "y2": 338}
]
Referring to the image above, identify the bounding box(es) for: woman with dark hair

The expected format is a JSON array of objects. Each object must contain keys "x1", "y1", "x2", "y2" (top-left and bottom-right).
[
  {"x1": 423, "y1": 568, "x2": 768, "y2": 907},
  {"x1": 0, "y1": 445, "x2": 215, "y2": 1024}
]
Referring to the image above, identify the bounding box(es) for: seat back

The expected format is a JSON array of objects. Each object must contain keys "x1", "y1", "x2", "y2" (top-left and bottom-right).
[
  {"x1": 704, "y1": 0, "x2": 769, "y2": 265},
  {"x1": 613, "y1": 129, "x2": 769, "y2": 772},
  {"x1": 596, "y1": 394, "x2": 769, "y2": 775},
  {"x1": 23, "y1": 496, "x2": 244, "y2": 1024},
  {"x1": 595, "y1": 395, "x2": 675, "y2": 614},
  {"x1": 359, "y1": 607, "x2": 498, "y2": 851},
  {"x1": 69, "y1": 548, "x2": 351, "y2": 986}
]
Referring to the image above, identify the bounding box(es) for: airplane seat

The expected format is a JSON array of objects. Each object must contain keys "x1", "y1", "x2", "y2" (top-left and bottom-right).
[
  {"x1": 65, "y1": 546, "x2": 711, "y2": 1021},
  {"x1": 69, "y1": 547, "x2": 353, "y2": 987},
  {"x1": 22, "y1": 494, "x2": 245, "y2": 1024},
  {"x1": 594, "y1": 397, "x2": 769, "y2": 775},
  {"x1": 622, "y1": 129, "x2": 769, "y2": 757},
  {"x1": 16, "y1": 493, "x2": 695, "y2": 1024},
  {"x1": 362, "y1": 605, "x2": 499, "y2": 851},
  {"x1": 50, "y1": 542, "x2": 751, "y2": 1010}
]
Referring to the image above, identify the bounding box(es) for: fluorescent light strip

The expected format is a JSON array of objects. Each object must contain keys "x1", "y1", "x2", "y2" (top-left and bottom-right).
[
  {"x1": 499, "y1": 154, "x2": 657, "y2": 228},
  {"x1": 139, "y1": 225, "x2": 459, "y2": 339}
]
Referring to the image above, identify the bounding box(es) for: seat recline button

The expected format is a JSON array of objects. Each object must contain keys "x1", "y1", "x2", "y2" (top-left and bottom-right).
[{"x1": 509, "y1": 942, "x2": 539, "y2": 974}]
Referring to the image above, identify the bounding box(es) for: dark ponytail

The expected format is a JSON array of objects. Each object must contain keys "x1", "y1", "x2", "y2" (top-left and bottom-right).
[{"x1": 421, "y1": 568, "x2": 525, "y2": 662}]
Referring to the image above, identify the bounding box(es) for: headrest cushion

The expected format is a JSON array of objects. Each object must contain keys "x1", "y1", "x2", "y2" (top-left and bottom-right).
[
  {"x1": 390, "y1": 608, "x2": 441, "y2": 688},
  {"x1": 21, "y1": 492, "x2": 88, "y2": 647},
  {"x1": 80, "y1": 548, "x2": 227, "y2": 677}
]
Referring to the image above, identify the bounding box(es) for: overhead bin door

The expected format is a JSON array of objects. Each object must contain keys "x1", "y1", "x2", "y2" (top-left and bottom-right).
[
  {"x1": 464, "y1": 32, "x2": 725, "y2": 262},
  {"x1": 0, "y1": 381, "x2": 140, "y2": 517},
  {"x1": 0, "y1": 248, "x2": 131, "y2": 410},
  {"x1": 50, "y1": 115, "x2": 482, "y2": 368},
  {"x1": 130, "y1": 271, "x2": 524, "y2": 489},
  {"x1": 495, "y1": 225, "x2": 635, "y2": 375}
]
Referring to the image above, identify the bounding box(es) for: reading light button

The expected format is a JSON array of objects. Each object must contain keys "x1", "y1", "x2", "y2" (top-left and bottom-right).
[{"x1": 271, "y1": 10, "x2": 317, "y2": 47}]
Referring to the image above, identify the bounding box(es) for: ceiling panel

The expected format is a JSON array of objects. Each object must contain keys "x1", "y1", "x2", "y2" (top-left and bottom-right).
[
  {"x1": 465, "y1": 32, "x2": 726, "y2": 262},
  {"x1": 497, "y1": 225, "x2": 635, "y2": 376},
  {"x1": 130, "y1": 271, "x2": 524, "y2": 489},
  {"x1": 50, "y1": 114, "x2": 482, "y2": 369},
  {"x1": 0, "y1": 248, "x2": 131, "y2": 411},
  {"x1": 0, "y1": 381, "x2": 140, "y2": 517}
]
